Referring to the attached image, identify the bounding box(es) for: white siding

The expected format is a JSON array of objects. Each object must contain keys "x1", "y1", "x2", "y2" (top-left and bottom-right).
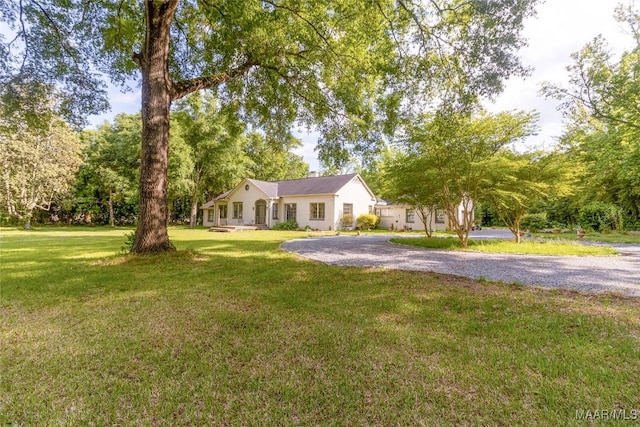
[
  {"x1": 225, "y1": 182, "x2": 270, "y2": 225},
  {"x1": 376, "y1": 205, "x2": 450, "y2": 232},
  {"x1": 279, "y1": 195, "x2": 336, "y2": 230},
  {"x1": 203, "y1": 208, "x2": 215, "y2": 227},
  {"x1": 334, "y1": 177, "x2": 376, "y2": 230}
]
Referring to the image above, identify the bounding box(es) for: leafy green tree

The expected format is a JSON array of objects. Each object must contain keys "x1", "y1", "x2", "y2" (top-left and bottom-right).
[
  {"x1": 78, "y1": 115, "x2": 141, "y2": 226},
  {"x1": 380, "y1": 149, "x2": 443, "y2": 237},
  {"x1": 2, "y1": 0, "x2": 539, "y2": 252},
  {"x1": 244, "y1": 132, "x2": 309, "y2": 182},
  {"x1": 542, "y1": 3, "x2": 639, "y2": 133},
  {"x1": 172, "y1": 93, "x2": 248, "y2": 227},
  {"x1": 0, "y1": 96, "x2": 83, "y2": 229},
  {"x1": 405, "y1": 110, "x2": 538, "y2": 246},
  {"x1": 543, "y1": 3, "x2": 640, "y2": 226},
  {"x1": 482, "y1": 151, "x2": 574, "y2": 242}
]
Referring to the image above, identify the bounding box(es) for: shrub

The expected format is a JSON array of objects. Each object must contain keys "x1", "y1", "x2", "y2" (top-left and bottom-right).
[
  {"x1": 341, "y1": 214, "x2": 354, "y2": 229},
  {"x1": 271, "y1": 220, "x2": 298, "y2": 230},
  {"x1": 520, "y1": 213, "x2": 549, "y2": 232},
  {"x1": 579, "y1": 202, "x2": 624, "y2": 232},
  {"x1": 121, "y1": 231, "x2": 136, "y2": 254},
  {"x1": 356, "y1": 213, "x2": 379, "y2": 231}
]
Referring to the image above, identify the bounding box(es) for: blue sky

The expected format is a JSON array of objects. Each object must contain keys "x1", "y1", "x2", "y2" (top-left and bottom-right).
[{"x1": 87, "y1": 1, "x2": 635, "y2": 171}]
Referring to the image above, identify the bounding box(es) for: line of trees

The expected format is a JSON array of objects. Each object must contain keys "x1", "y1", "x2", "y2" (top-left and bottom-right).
[
  {"x1": 2, "y1": 1, "x2": 636, "y2": 251},
  {"x1": 359, "y1": 2, "x2": 640, "y2": 244},
  {"x1": 1, "y1": 0, "x2": 540, "y2": 253},
  {"x1": 0, "y1": 91, "x2": 309, "y2": 228}
]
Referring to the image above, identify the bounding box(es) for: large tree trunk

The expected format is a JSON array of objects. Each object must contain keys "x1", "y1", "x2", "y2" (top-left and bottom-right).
[{"x1": 131, "y1": 1, "x2": 178, "y2": 254}]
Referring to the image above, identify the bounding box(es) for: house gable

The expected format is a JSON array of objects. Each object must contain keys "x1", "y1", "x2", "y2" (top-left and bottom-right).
[{"x1": 224, "y1": 178, "x2": 274, "y2": 202}]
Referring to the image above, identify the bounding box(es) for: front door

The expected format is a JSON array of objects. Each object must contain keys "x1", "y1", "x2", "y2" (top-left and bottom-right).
[{"x1": 255, "y1": 200, "x2": 267, "y2": 225}]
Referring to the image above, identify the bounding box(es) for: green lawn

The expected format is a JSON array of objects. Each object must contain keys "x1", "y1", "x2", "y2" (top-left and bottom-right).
[
  {"x1": 534, "y1": 231, "x2": 640, "y2": 245},
  {"x1": 1, "y1": 227, "x2": 639, "y2": 425},
  {"x1": 390, "y1": 236, "x2": 619, "y2": 256}
]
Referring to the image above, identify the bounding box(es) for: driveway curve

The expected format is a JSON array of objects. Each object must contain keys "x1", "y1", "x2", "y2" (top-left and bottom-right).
[{"x1": 280, "y1": 235, "x2": 640, "y2": 297}]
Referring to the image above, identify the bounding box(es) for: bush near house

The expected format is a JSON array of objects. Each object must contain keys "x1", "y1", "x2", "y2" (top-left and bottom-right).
[
  {"x1": 271, "y1": 220, "x2": 299, "y2": 230},
  {"x1": 341, "y1": 214, "x2": 354, "y2": 229},
  {"x1": 356, "y1": 213, "x2": 380, "y2": 231}
]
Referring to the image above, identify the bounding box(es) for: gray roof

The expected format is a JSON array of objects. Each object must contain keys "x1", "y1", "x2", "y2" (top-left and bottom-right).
[
  {"x1": 277, "y1": 173, "x2": 360, "y2": 196},
  {"x1": 208, "y1": 174, "x2": 367, "y2": 203},
  {"x1": 246, "y1": 179, "x2": 279, "y2": 197}
]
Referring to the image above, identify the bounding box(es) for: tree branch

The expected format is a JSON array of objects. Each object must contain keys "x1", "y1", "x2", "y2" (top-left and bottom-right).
[{"x1": 170, "y1": 59, "x2": 257, "y2": 100}]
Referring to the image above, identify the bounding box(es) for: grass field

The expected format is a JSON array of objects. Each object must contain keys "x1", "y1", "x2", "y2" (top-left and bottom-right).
[
  {"x1": 1, "y1": 227, "x2": 639, "y2": 425},
  {"x1": 390, "y1": 236, "x2": 620, "y2": 256},
  {"x1": 534, "y1": 231, "x2": 640, "y2": 245}
]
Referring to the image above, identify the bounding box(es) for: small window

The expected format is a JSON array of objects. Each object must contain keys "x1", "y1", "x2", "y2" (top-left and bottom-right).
[
  {"x1": 343, "y1": 203, "x2": 353, "y2": 216},
  {"x1": 406, "y1": 209, "x2": 415, "y2": 223},
  {"x1": 219, "y1": 205, "x2": 227, "y2": 219},
  {"x1": 310, "y1": 203, "x2": 325, "y2": 220},
  {"x1": 233, "y1": 202, "x2": 243, "y2": 219},
  {"x1": 272, "y1": 203, "x2": 278, "y2": 220},
  {"x1": 285, "y1": 203, "x2": 297, "y2": 221},
  {"x1": 435, "y1": 210, "x2": 445, "y2": 224},
  {"x1": 207, "y1": 210, "x2": 214, "y2": 222}
]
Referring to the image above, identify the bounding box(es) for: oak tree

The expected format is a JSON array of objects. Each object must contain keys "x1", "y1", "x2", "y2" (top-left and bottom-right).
[
  {"x1": 2, "y1": 0, "x2": 539, "y2": 252},
  {"x1": 0, "y1": 92, "x2": 83, "y2": 228}
]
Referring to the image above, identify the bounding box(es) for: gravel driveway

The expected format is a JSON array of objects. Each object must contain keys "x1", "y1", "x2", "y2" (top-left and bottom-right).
[{"x1": 280, "y1": 234, "x2": 640, "y2": 297}]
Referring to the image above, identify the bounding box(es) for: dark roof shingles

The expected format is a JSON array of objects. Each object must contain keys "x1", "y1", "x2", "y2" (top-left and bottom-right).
[{"x1": 277, "y1": 173, "x2": 358, "y2": 196}]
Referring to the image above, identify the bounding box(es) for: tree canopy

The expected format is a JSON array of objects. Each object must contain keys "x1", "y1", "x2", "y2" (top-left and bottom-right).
[
  {"x1": 1, "y1": 0, "x2": 540, "y2": 252},
  {"x1": 0, "y1": 90, "x2": 83, "y2": 228},
  {"x1": 542, "y1": 2, "x2": 640, "y2": 227},
  {"x1": 392, "y1": 110, "x2": 538, "y2": 246}
]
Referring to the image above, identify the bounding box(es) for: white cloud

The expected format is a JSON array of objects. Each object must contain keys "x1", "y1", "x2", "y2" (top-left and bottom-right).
[{"x1": 486, "y1": 0, "x2": 634, "y2": 149}]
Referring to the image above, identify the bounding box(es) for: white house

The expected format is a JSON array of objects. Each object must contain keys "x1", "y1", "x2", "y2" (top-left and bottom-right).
[
  {"x1": 375, "y1": 201, "x2": 474, "y2": 232},
  {"x1": 201, "y1": 173, "x2": 377, "y2": 231}
]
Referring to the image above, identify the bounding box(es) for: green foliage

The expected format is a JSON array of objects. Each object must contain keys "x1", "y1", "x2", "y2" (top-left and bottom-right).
[
  {"x1": 0, "y1": 89, "x2": 83, "y2": 228},
  {"x1": 543, "y1": 4, "x2": 640, "y2": 227},
  {"x1": 73, "y1": 114, "x2": 141, "y2": 226},
  {"x1": 121, "y1": 231, "x2": 137, "y2": 254},
  {"x1": 356, "y1": 213, "x2": 379, "y2": 231},
  {"x1": 520, "y1": 213, "x2": 549, "y2": 232},
  {"x1": 171, "y1": 93, "x2": 250, "y2": 225},
  {"x1": 402, "y1": 110, "x2": 538, "y2": 246},
  {"x1": 340, "y1": 214, "x2": 354, "y2": 230},
  {"x1": 579, "y1": 202, "x2": 625, "y2": 232},
  {"x1": 244, "y1": 132, "x2": 309, "y2": 182},
  {"x1": 476, "y1": 204, "x2": 504, "y2": 227},
  {"x1": 483, "y1": 151, "x2": 574, "y2": 240},
  {"x1": 271, "y1": 220, "x2": 299, "y2": 231}
]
